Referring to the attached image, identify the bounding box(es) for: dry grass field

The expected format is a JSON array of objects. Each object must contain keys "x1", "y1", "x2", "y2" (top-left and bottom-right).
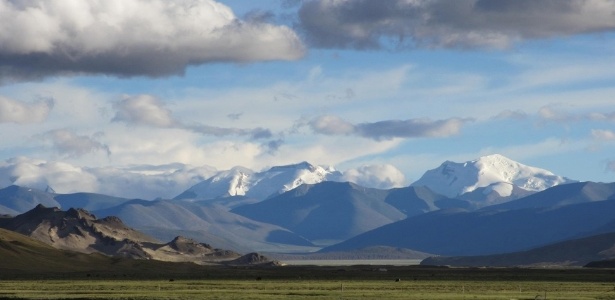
[{"x1": 1, "y1": 266, "x2": 615, "y2": 299}]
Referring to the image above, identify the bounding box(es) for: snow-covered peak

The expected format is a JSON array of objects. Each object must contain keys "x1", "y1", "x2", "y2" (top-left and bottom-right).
[
  {"x1": 179, "y1": 166, "x2": 254, "y2": 199},
  {"x1": 175, "y1": 162, "x2": 342, "y2": 201},
  {"x1": 411, "y1": 154, "x2": 575, "y2": 199}
]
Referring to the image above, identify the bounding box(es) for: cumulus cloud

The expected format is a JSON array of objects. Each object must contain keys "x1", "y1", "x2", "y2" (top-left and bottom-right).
[
  {"x1": 113, "y1": 94, "x2": 272, "y2": 139},
  {"x1": 307, "y1": 115, "x2": 472, "y2": 140},
  {"x1": 297, "y1": 0, "x2": 615, "y2": 49},
  {"x1": 0, "y1": 157, "x2": 217, "y2": 199},
  {"x1": 0, "y1": 0, "x2": 304, "y2": 82},
  {"x1": 40, "y1": 129, "x2": 110, "y2": 157},
  {"x1": 341, "y1": 164, "x2": 406, "y2": 189},
  {"x1": 0, "y1": 96, "x2": 54, "y2": 123}
]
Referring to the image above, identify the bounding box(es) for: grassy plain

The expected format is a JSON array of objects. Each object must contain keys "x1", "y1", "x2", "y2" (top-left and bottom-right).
[{"x1": 1, "y1": 266, "x2": 615, "y2": 299}]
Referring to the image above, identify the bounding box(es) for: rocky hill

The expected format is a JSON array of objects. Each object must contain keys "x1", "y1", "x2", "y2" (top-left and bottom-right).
[{"x1": 0, "y1": 205, "x2": 252, "y2": 264}]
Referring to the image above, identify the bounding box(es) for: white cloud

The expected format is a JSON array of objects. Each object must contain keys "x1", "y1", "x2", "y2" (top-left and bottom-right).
[
  {"x1": 341, "y1": 164, "x2": 406, "y2": 189},
  {"x1": 0, "y1": 0, "x2": 304, "y2": 82},
  {"x1": 0, "y1": 157, "x2": 99, "y2": 194},
  {"x1": 87, "y1": 164, "x2": 217, "y2": 199},
  {"x1": 0, "y1": 96, "x2": 54, "y2": 123}
]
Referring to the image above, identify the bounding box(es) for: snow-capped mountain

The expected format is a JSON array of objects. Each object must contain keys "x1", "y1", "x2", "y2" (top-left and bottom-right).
[
  {"x1": 411, "y1": 154, "x2": 576, "y2": 203},
  {"x1": 175, "y1": 162, "x2": 342, "y2": 201}
]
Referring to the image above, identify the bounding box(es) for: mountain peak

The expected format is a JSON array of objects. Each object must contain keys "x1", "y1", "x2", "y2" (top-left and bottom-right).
[
  {"x1": 66, "y1": 207, "x2": 96, "y2": 220},
  {"x1": 412, "y1": 154, "x2": 575, "y2": 201},
  {"x1": 176, "y1": 161, "x2": 342, "y2": 200},
  {"x1": 30, "y1": 204, "x2": 60, "y2": 214}
]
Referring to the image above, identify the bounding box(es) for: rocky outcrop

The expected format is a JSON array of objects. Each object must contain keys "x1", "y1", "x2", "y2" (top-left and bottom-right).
[{"x1": 226, "y1": 252, "x2": 281, "y2": 266}]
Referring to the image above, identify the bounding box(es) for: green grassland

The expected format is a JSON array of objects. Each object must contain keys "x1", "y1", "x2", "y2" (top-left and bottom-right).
[{"x1": 1, "y1": 266, "x2": 615, "y2": 299}]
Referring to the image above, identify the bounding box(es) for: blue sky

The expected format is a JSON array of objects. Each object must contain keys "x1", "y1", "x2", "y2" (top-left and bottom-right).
[{"x1": 1, "y1": 0, "x2": 614, "y2": 199}]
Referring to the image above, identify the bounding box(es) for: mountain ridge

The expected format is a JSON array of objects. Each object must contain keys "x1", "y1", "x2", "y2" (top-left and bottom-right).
[
  {"x1": 421, "y1": 231, "x2": 615, "y2": 267},
  {"x1": 321, "y1": 186, "x2": 615, "y2": 256},
  {"x1": 175, "y1": 161, "x2": 342, "y2": 201}
]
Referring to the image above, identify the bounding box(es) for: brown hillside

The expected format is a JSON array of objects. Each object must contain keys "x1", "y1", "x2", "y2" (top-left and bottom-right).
[{"x1": 0, "y1": 205, "x2": 246, "y2": 265}]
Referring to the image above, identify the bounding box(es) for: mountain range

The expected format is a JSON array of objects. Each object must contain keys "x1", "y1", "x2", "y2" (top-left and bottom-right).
[
  {"x1": 321, "y1": 182, "x2": 615, "y2": 256},
  {"x1": 2, "y1": 154, "x2": 614, "y2": 268},
  {"x1": 232, "y1": 182, "x2": 469, "y2": 245}
]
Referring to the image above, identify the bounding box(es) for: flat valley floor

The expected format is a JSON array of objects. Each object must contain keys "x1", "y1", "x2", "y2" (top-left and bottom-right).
[{"x1": 1, "y1": 266, "x2": 615, "y2": 299}]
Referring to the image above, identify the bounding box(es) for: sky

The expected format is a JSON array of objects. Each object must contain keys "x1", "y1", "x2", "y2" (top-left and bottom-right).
[{"x1": 1, "y1": 0, "x2": 615, "y2": 199}]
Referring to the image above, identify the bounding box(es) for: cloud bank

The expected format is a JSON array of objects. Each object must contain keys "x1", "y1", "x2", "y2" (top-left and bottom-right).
[
  {"x1": 0, "y1": 0, "x2": 304, "y2": 82},
  {"x1": 0, "y1": 157, "x2": 217, "y2": 199},
  {"x1": 298, "y1": 0, "x2": 615, "y2": 49},
  {"x1": 0, "y1": 157, "x2": 408, "y2": 199},
  {"x1": 308, "y1": 115, "x2": 472, "y2": 140}
]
